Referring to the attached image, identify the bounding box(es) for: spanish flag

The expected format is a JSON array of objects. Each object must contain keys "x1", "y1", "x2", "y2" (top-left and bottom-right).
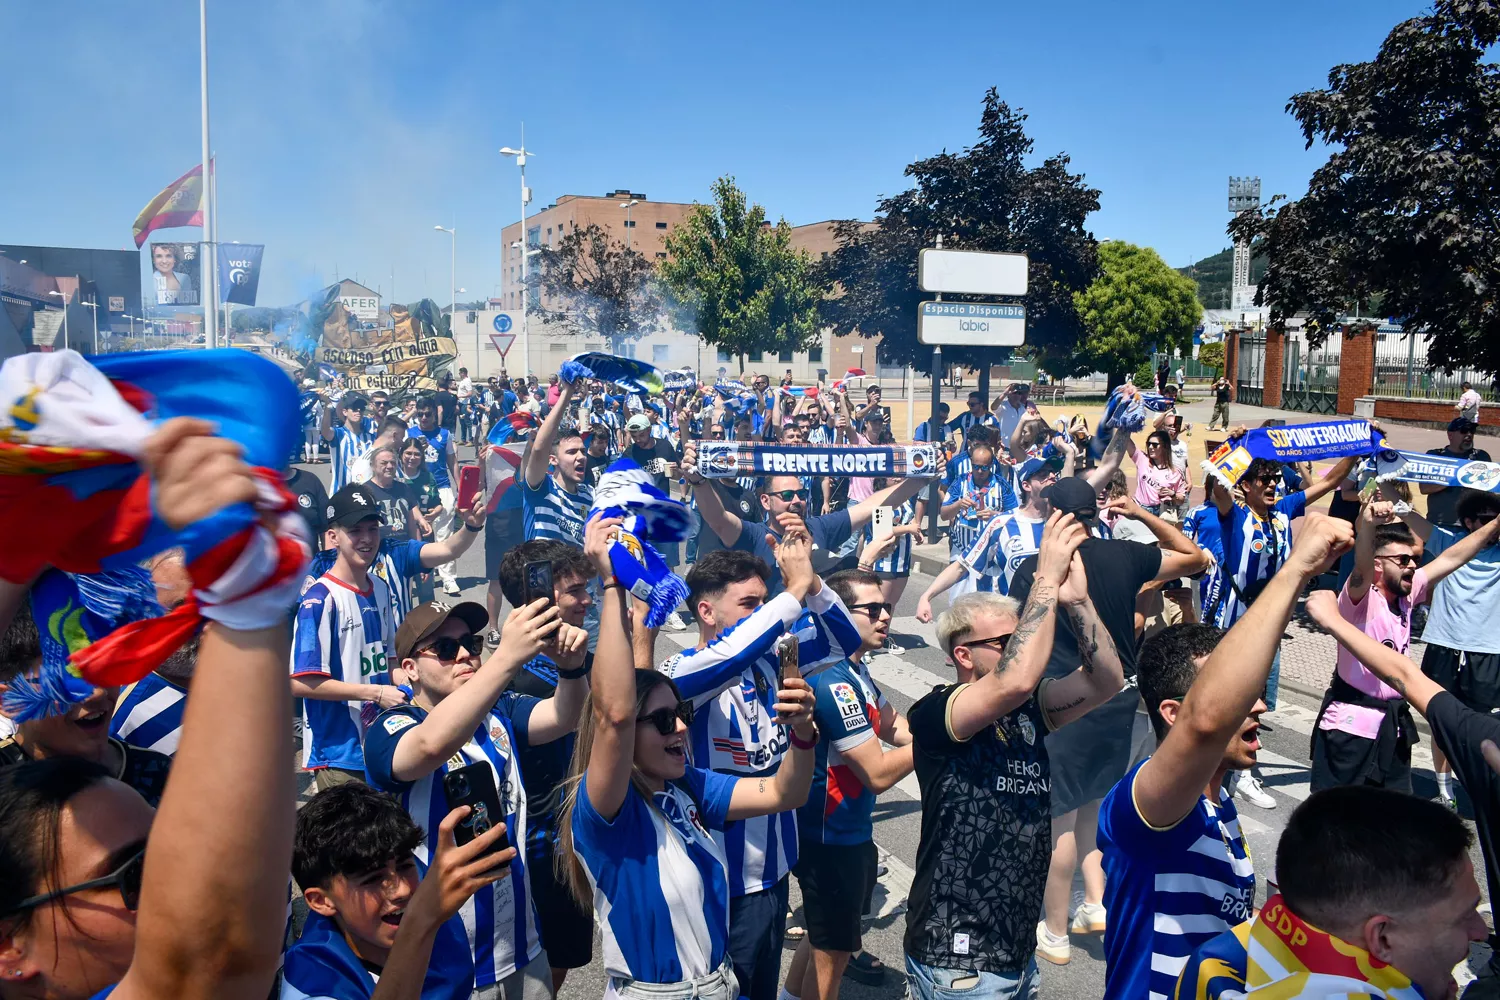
[{"x1": 131, "y1": 164, "x2": 205, "y2": 247}]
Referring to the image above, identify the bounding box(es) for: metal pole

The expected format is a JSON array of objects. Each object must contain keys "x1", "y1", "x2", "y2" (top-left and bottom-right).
[
  {"x1": 519, "y1": 154, "x2": 529, "y2": 379},
  {"x1": 450, "y1": 227, "x2": 456, "y2": 360},
  {"x1": 199, "y1": 0, "x2": 217, "y2": 349},
  {"x1": 1405, "y1": 331, "x2": 1416, "y2": 397},
  {"x1": 90, "y1": 301, "x2": 98, "y2": 354},
  {"x1": 927, "y1": 344, "x2": 943, "y2": 544}
]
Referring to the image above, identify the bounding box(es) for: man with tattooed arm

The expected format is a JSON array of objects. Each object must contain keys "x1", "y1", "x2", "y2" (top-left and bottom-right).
[{"x1": 902, "y1": 512, "x2": 1128, "y2": 1000}]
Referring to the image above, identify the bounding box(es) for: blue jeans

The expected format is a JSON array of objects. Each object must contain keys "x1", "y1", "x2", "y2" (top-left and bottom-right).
[
  {"x1": 1265, "y1": 647, "x2": 1281, "y2": 711},
  {"x1": 905, "y1": 955, "x2": 1039, "y2": 1000}
]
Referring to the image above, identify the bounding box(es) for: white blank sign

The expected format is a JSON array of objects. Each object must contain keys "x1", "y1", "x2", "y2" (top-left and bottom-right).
[{"x1": 918, "y1": 248, "x2": 1028, "y2": 296}]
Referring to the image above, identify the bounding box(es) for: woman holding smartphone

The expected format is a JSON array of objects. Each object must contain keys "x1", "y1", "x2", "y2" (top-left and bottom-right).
[
  {"x1": 1130, "y1": 429, "x2": 1189, "y2": 521},
  {"x1": 556, "y1": 515, "x2": 820, "y2": 1000}
]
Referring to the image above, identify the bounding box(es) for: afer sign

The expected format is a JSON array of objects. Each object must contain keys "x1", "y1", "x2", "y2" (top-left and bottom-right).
[
  {"x1": 918, "y1": 302, "x2": 1025, "y2": 346},
  {"x1": 339, "y1": 295, "x2": 381, "y2": 321}
]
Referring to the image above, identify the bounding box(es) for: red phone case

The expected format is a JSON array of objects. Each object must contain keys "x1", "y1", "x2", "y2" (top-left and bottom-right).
[{"x1": 456, "y1": 465, "x2": 482, "y2": 512}]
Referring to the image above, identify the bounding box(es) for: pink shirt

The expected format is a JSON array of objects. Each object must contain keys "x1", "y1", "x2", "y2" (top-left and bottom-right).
[
  {"x1": 1130, "y1": 447, "x2": 1187, "y2": 508},
  {"x1": 1318, "y1": 570, "x2": 1429, "y2": 739}
]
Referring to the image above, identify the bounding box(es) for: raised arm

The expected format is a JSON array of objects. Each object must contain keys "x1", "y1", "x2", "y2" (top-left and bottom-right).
[
  {"x1": 1424, "y1": 505, "x2": 1500, "y2": 586},
  {"x1": 318, "y1": 393, "x2": 337, "y2": 442},
  {"x1": 1103, "y1": 494, "x2": 1210, "y2": 582},
  {"x1": 521, "y1": 624, "x2": 592, "y2": 745},
  {"x1": 581, "y1": 516, "x2": 636, "y2": 822},
  {"x1": 1082, "y1": 425, "x2": 1131, "y2": 492},
  {"x1": 522, "y1": 378, "x2": 576, "y2": 488},
  {"x1": 1346, "y1": 500, "x2": 1385, "y2": 604},
  {"x1": 682, "y1": 438, "x2": 744, "y2": 547},
  {"x1": 946, "y1": 513, "x2": 1082, "y2": 740},
  {"x1": 1132, "y1": 514, "x2": 1352, "y2": 829},
  {"x1": 388, "y1": 602, "x2": 563, "y2": 782},
  {"x1": 1041, "y1": 561, "x2": 1126, "y2": 729},
  {"x1": 418, "y1": 493, "x2": 486, "y2": 567},
  {"x1": 1301, "y1": 455, "x2": 1358, "y2": 505},
  {"x1": 117, "y1": 420, "x2": 300, "y2": 1000},
  {"x1": 1396, "y1": 506, "x2": 1435, "y2": 543},
  {"x1": 1304, "y1": 590, "x2": 1442, "y2": 715},
  {"x1": 847, "y1": 453, "x2": 946, "y2": 530}
]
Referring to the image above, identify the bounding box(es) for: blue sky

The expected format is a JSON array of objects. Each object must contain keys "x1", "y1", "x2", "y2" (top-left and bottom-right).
[{"x1": 1, "y1": 0, "x2": 1422, "y2": 307}]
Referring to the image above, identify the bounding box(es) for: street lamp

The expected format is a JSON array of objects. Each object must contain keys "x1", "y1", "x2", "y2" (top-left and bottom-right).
[
  {"x1": 620, "y1": 198, "x2": 639, "y2": 250},
  {"x1": 500, "y1": 140, "x2": 535, "y2": 377},
  {"x1": 434, "y1": 224, "x2": 456, "y2": 342},
  {"x1": 81, "y1": 297, "x2": 99, "y2": 355},
  {"x1": 46, "y1": 290, "x2": 70, "y2": 352}
]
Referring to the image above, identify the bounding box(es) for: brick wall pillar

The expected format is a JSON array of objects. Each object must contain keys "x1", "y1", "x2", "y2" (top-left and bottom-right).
[
  {"x1": 1336, "y1": 323, "x2": 1377, "y2": 415},
  {"x1": 1225, "y1": 329, "x2": 1240, "y2": 402},
  {"x1": 1263, "y1": 328, "x2": 1285, "y2": 409}
]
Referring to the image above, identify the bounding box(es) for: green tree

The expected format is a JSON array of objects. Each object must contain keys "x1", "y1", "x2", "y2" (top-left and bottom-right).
[
  {"x1": 1230, "y1": 0, "x2": 1500, "y2": 374},
  {"x1": 533, "y1": 223, "x2": 663, "y2": 352},
  {"x1": 658, "y1": 177, "x2": 822, "y2": 372},
  {"x1": 818, "y1": 89, "x2": 1101, "y2": 403},
  {"x1": 1198, "y1": 341, "x2": 1225, "y2": 376},
  {"x1": 1074, "y1": 242, "x2": 1201, "y2": 389}
]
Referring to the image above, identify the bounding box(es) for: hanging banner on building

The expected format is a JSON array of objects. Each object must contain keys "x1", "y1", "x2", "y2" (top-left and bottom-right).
[
  {"x1": 219, "y1": 244, "x2": 264, "y2": 306},
  {"x1": 315, "y1": 337, "x2": 457, "y2": 368},
  {"x1": 150, "y1": 242, "x2": 201, "y2": 306},
  {"x1": 339, "y1": 292, "x2": 381, "y2": 321},
  {"x1": 694, "y1": 442, "x2": 939, "y2": 480},
  {"x1": 342, "y1": 372, "x2": 440, "y2": 393}
]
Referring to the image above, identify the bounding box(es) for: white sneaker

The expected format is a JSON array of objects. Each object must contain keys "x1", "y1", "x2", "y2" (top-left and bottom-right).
[
  {"x1": 1070, "y1": 902, "x2": 1107, "y2": 935},
  {"x1": 442, "y1": 581, "x2": 462, "y2": 596},
  {"x1": 1035, "y1": 921, "x2": 1070, "y2": 966},
  {"x1": 662, "y1": 610, "x2": 690, "y2": 632},
  {"x1": 884, "y1": 641, "x2": 905, "y2": 655},
  {"x1": 1235, "y1": 771, "x2": 1277, "y2": 809}
]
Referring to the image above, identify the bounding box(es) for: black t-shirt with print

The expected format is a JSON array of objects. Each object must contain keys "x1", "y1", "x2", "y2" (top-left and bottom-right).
[
  {"x1": 0, "y1": 736, "x2": 172, "y2": 807},
  {"x1": 1425, "y1": 691, "x2": 1500, "y2": 907},
  {"x1": 285, "y1": 467, "x2": 329, "y2": 548},
  {"x1": 365, "y1": 479, "x2": 419, "y2": 541},
  {"x1": 626, "y1": 438, "x2": 680, "y2": 493},
  {"x1": 905, "y1": 684, "x2": 1052, "y2": 974}
]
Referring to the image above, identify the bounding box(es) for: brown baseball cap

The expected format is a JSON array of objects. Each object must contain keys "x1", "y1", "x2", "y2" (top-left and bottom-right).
[{"x1": 394, "y1": 599, "x2": 489, "y2": 662}]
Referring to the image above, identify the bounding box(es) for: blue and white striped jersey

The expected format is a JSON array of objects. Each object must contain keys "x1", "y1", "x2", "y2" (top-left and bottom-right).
[
  {"x1": 659, "y1": 585, "x2": 861, "y2": 896},
  {"x1": 364, "y1": 695, "x2": 543, "y2": 987},
  {"x1": 290, "y1": 574, "x2": 394, "y2": 771},
  {"x1": 111, "y1": 672, "x2": 187, "y2": 756},
  {"x1": 947, "y1": 411, "x2": 1000, "y2": 442},
  {"x1": 520, "y1": 475, "x2": 593, "y2": 545},
  {"x1": 944, "y1": 473, "x2": 1018, "y2": 557},
  {"x1": 1098, "y1": 759, "x2": 1255, "y2": 1000},
  {"x1": 311, "y1": 538, "x2": 426, "y2": 630},
  {"x1": 1210, "y1": 492, "x2": 1306, "y2": 628},
  {"x1": 960, "y1": 511, "x2": 1048, "y2": 595},
  {"x1": 1182, "y1": 504, "x2": 1228, "y2": 618},
  {"x1": 572, "y1": 765, "x2": 738, "y2": 984},
  {"x1": 330, "y1": 425, "x2": 374, "y2": 493}
]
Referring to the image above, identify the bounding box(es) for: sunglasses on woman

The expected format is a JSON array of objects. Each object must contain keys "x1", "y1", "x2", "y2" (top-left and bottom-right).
[
  {"x1": 637, "y1": 700, "x2": 695, "y2": 735},
  {"x1": 6, "y1": 845, "x2": 146, "y2": 916},
  {"x1": 766, "y1": 489, "x2": 810, "y2": 502},
  {"x1": 419, "y1": 634, "x2": 486, "y2": 661}
]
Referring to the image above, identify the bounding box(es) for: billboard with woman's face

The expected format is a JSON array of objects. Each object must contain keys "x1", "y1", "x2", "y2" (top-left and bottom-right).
[{"x1": 150, "y1": 242, "x2": 200, "y2": 306}]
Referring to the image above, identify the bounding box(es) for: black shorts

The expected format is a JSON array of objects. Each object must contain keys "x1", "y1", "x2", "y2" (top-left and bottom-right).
[
  {"x1": 484, "y1": 507, "x2": 523, "y2": 583},
  {"x1": 1423, "y1": 644, "x2": 1500, "y2": 710},
  {"x1": 1309, "y1": 725, "x2": 1412, "y2": 794},
  {"x1": 793, "y1": 839, "x2": 877, "y2": 953},
  {"x1": 529, "y1": 848, "x2": 594, "y2": 969}
]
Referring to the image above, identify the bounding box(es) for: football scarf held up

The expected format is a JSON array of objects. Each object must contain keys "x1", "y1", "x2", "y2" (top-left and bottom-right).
[
  {"x1": 1246, "y1": 895, "x2": 1423, "y2": 998},
  {"x1": 589, "y1": 458, "x2": 692, "y2": 629},
  {"x1": 694, "y1": 442, "x2": 940, "y2": 479},
  {"x1": 1369, "y1": 448, "x2": 1500, "y2": 495},
  {"x1": 1202, "y1": 419, "x2": 1385, "y2": 490}
]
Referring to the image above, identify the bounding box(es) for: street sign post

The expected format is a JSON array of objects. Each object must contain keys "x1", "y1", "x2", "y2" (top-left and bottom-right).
[
  {"x1": 918, "y1": 249, "x2": 1028, "y2": 296},
  {"x1": 489, "y1": 332, "x2": 516, "y2": 356},
  {"x1": 917, "y1": 301, "x2": 1025, "y2": 346}
]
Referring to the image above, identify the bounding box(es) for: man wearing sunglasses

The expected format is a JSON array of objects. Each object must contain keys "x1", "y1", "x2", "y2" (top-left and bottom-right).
[
  {"x1": 365, "y1": 596, "x2": 588, "y2": 1000},
  {"x1": 784, "y1": 568, "x2": 917, "y2": 1000},
  {"x1": 905, "y1": 513, "x2": 1125, "y2": 1000},
  {"x1": 1311, "y1": 498, "x2": 1500, "y2": 796},
  {"x1": 940, "y1": 436, "x2": 1017, "y2": 574},
  {"x1": 661, "y1": 540, "x2": 861, "y2": 1000}
]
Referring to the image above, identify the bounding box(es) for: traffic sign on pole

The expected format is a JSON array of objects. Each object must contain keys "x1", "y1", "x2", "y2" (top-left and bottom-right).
[
  {"x1": 489, "y1": 332, "x2": 516, "y2": 356},
  {"x1": 918, "y1": 301, "x2": 1025, "y2": 346},
  {"x1": 918, "y1": 249, "x2": 1028, "y2": 296}
]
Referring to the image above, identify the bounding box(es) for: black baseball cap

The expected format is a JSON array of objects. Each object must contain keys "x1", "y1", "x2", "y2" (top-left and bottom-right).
[
  {"x1": 395, "y1": 599, "x2": 489, "y2": 662},
  {"x1": 1449, "y1": 417, "x2": 1478, "y2": 433},
  {"x1": 1040, "y1": 476, "x2": 1098, "y2": 525},
  {"x1": 341, "y1": 393, "x2": 368, "y2": 411},
  {"x1": 325, "y1": 483, "x2": 385, "y2": 528}
]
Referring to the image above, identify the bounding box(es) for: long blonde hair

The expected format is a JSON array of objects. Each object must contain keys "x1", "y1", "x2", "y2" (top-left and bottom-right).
[{"x1": 554, "y1": 669, "x2": 685, "y2": 910}]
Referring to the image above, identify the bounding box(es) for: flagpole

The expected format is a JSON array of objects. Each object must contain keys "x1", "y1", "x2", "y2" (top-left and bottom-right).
[{"x1": 199, "y1": 0, "x2": 217, "y2": 349}]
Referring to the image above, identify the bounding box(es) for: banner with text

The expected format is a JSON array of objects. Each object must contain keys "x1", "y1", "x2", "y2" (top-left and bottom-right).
[
  {"x1": 695, "y1": 442, "x2": 939, "y2": 479},
  {"x1": 316, "y1": 337, "x2": 457, "y2": 368},
  {"x1": 341, "y1": 372, "x2": 439, "y2": 393},
  {"x1": 1370, "y1": 449, "x2": 1500, "y2": 495},
  {"x1": 218, "y1": 244, "x2": 264, "y2": 306}
]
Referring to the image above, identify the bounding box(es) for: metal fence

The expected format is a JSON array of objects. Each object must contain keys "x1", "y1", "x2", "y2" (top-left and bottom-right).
[
  {"x1": 1281, "y1": 341, "x2": 1339, "y2": 414},
  {"x1": 1373, "y1": 331, "x2": 1497, "y2": 401},
  {"x1": 1236, "y1": 333, "x2": 1266, "y2": 407}
]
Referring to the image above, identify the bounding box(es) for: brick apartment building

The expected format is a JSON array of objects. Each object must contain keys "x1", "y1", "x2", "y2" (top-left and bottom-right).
[{"x1": 493, "y1": 190, "x2": 893, "y2": 385}]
